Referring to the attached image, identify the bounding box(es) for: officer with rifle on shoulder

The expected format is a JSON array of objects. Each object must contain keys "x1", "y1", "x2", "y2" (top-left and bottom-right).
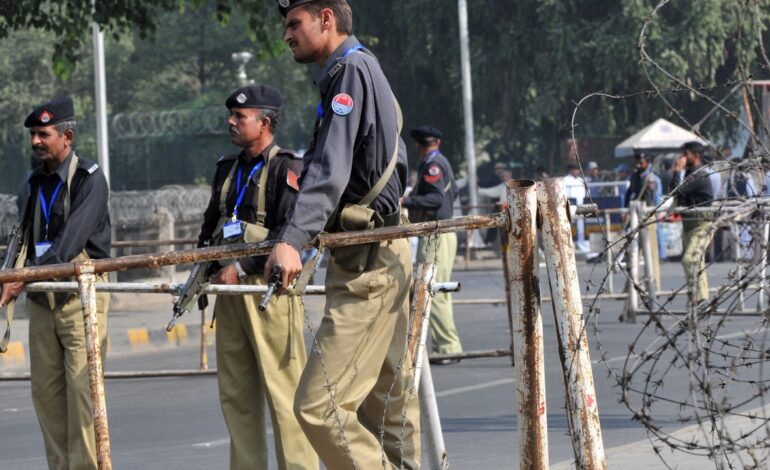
[{"x1": 0, "y1": 96, "x2": 111, "y2": 470}]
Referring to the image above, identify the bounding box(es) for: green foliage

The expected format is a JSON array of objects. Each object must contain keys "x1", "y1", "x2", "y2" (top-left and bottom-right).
[
  {"x1": 0, "y1": 0, "x2": 769, "y2": 190},
  {"x1": 352, "y1": 0, "x2": 770, "y2": 175}
]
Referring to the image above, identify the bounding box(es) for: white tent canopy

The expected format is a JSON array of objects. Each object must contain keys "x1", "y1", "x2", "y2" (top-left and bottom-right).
[{"x1": 614, "y1": 118, "x2": 706, "y2": 158}]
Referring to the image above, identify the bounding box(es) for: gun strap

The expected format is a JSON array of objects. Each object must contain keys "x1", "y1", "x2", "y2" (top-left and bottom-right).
[
  {"x1": 359, "y1": 95, "x2": 403, "y2": 208},
  {"x1": 293, "y1": 243, "x2": 322, "y2": 296},
  {"x1": 256, "y1": 145, "x2": 281, "y2": 225},
  {"x1": 218, "y1": 145, "x2": 281, "y2": 225}
]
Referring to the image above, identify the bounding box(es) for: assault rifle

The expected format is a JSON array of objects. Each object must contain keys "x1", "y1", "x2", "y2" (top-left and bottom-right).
[
  {"x1": 1, "y1": 195, "x2": 33, "y2": 352},
  {"x1": 167, "y1": 241, "x2": 216, "y2": 332}
]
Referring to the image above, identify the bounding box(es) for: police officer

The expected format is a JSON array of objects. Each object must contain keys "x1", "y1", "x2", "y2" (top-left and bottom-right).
[
  {"x1": 266, "y1": 1, "x2": 420, "y2": 468},
  {"x1": 402, "y1": 126, "x2": 463, "y2": 362},
  {"x1": 198, "y1": 85, "x2": 317, "y2": 470},
  {"x1": 0, "y1": 96, "x2": 111, "y2": 469}
]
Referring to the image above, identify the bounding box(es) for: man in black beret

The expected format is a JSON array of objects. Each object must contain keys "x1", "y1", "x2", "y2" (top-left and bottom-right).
[
  {"x1": 265, "y1": 0, "x2": 420, "y2": 468},
  {"x1": 0, "y1": 96, "x2": 111, "y2": 468},
  {"x1": 402, "y1": 126, "x2": 463, "y2": 363},
  {"x1": 197, "y1": 84, "x2": 317, "y2": 469}
]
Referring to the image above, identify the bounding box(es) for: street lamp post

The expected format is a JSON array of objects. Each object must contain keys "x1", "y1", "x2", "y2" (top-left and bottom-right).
[{"x1": 231, "y1": 51, "x2": 254, "y2": 86}]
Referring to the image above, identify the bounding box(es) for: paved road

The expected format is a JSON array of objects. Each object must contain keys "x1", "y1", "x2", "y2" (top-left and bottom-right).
[{"x1": 1, "y1": 261, "x2": 764, "y2": 469}]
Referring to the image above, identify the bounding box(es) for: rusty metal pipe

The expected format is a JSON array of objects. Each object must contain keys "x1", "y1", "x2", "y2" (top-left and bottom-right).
[
  {"x1": 23, "y1": 282, "x2": 458, "y2": 295},
  {"x1": 0, "y1": 214, "x2": 506, "y2": 284},
  {"x1": 75, "y1": 262, "x2": 112, "y2": 470},
  {"x1": 406, "y1": 254, "x2": 449, "y2": 468},
  {"x1": 506, "y1": 180, "x2": 548, "y2": 469},
  {"x1": 538, "y1": 178, "x2": 606, "y2": 470}
]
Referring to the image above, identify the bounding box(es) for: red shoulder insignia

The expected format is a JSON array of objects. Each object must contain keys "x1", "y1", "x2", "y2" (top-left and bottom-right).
[
  {"x1": 423, "y1": 164, "x2": 443, "y2": 184},
  {"x1": 287, "y1": 170, "x2": 300, "y2": 191}
]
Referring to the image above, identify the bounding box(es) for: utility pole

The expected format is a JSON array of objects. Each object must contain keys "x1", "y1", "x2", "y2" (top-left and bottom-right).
[
  {"x1": 92, "y1": 19, "x2": 110, "y2": 186},
  {"x1": 232, "y1": 52, "x2": 254, "y2": 87},
  {"x1": 458, "y1": 0, "x2": 478, "y2": 215}
]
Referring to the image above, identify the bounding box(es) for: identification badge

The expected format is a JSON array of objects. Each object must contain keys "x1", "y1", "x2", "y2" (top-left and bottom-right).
[
  {"x1": 35, "y1": 242, "x2": 52, "y2": 258},
  {"x1": 223, "y1": 220, "x2": 244, "y2": 239}
]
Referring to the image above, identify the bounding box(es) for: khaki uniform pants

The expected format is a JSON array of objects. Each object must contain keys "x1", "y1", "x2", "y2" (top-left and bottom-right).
[
  {"x1": 682, "y1": 222, "x2": 712, "y2": 304},
  {"x1": 294, "y1": 239, "x2": 421, "y2": 469},
  {"x1": 417, "y1": 233, "x2": 462, "y2": 354},
  {"x1": 28, "y1": 283, "x2": 110, "y2": 470},
  {"x1": 214, "y1": 275, "x2": 317, "y2": 470}
]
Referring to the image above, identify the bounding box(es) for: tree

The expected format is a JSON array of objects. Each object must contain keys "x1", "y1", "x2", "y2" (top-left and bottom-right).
[{"x1": 352, "y1": 0, "x2": 770, "y2": 175}]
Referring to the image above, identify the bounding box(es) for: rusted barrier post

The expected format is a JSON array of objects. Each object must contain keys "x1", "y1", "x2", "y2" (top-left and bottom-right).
[
  {"x1": 506, "y1": 180, "x2": 548, "y2": 469},
  {"x1": 75, "y1": 261, "x2": 112, "y2": 470},
  {"x1": 409, "y1": 261, "x2": 437, "y2": 386},
  {"x1": 407, "y1": 254, "x2": 449, "y2": 469},
  {"x1": 537, "y1": 178, "x2": 606, "y2": 470},
  {"x1": 200, "y1": 307, "x2": 208, "y2": 371}
]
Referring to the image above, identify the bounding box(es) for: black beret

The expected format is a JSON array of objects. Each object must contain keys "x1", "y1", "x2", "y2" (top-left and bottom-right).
[
  {"x1": 24, "y1": 96, "x2": 75, "y2": 128},
  {"x1": 278, "y1": 0, "x2": 320, "y2": 17},
  {"x1": 410, "y1": 126, "x2": 443, "y2": 142},
  {"x1": 226, "y1": 85, "x2": 282, "y2": 111}
]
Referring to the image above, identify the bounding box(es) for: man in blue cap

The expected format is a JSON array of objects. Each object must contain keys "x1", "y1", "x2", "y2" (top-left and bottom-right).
[
  {"x1": 0, "y1": 96, "x2": 111, "y2": 469},
  {"x1": 198, "y1": 84, "x2": 317, "y2": 469},
  {"x1": 265, "y1": 0, "x2": 420, "y2": 468},
  {"x1": 402, "y1": 125, "x2": 462, "y2": 363}
]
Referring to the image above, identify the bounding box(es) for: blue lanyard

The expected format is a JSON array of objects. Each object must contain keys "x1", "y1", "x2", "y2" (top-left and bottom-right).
[
  {"x1": 341, "y1": 44, "x2": 364, "y2": 59},
  {"x1": 426, "y1": 150, "x2": 440, "y2": 160},
  {"x1": 317, "y1": 44, "x2": 364, "y2": 120},
  {"x1": 232, "y1": 160, "x2": 264, "y2": 221},
  {"x1": 39, "y1": 180, "x2": 63, "y2": 241}
]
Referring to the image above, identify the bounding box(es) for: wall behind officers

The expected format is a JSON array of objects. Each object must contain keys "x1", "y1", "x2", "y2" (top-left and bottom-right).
[
  {"x1": 197, "y1": 84, "x2": 317, "y2": 470},
  {"x1": 265, "y1": 0, "x2": 421, "y2": 468},
  {"x1": 0, "y1": 96, "x2": 111, "y2": 469},
  {"x1": 401, "y1": 125, "x2": 463, "y2": 363}
]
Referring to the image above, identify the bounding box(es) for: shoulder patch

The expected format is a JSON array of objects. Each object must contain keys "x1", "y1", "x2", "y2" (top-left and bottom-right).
[
  {"x1": 424, "y1": 164, "x2": 443, "y2": 184},
  {"x1": 87, "y1": 164, "x2": 99, "y2": 174},
  {"x1": 287, "y1": 170, "x2": 300, "y2": 191},
  {"x1": 332, "y1": 93, "x2": 354, "y2": 116}
]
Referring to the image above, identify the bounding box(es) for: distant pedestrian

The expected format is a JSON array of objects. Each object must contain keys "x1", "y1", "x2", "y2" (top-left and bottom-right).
[{"x1": 669, "y1": 141, "x2": 714, "y2": 306}]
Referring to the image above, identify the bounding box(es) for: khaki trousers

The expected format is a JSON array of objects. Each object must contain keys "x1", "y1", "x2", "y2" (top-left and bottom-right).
[
  {"x1": 682, "y1": 222, "x2": 712, "y2": 304},
  {"x1": 214, "y1": 275, "x2": 317, "y2": 470},
  {"x1": 294, "y1": 238, "x2": 421, "y2": 469},
  {"x1": 28, "y1": 285, "x2": 109, "y2": 470},
  {"x1": 417, "y1": 233, "x2": 462, "y2": 354}
]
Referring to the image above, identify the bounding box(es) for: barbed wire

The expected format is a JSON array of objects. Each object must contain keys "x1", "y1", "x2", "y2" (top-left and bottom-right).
[
  {"x1": 111, "y1": 107, "x2": 228, "y2": 139},
  {"x1": 570, "y1": 0, "x2": 770, "y2": 467}
]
